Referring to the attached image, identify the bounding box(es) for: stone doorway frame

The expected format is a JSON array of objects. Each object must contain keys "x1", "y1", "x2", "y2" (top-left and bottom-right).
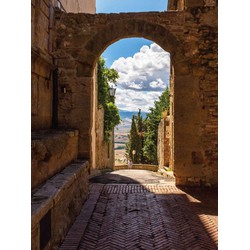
[{"x1": 54, "y1": 12, "x2": 211, "y2": 185}]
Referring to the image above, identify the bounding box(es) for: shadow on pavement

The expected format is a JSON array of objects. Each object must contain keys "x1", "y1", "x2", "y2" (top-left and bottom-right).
[
  {"x1": 89, "y1": 169, "x2": 175, "y2": 184},
  {"x1": 177, "y1": 186, "x2": 218, "y2": 217},
  {"x1": 60, "y1": 170, "x2": 218, "y2": 249}
]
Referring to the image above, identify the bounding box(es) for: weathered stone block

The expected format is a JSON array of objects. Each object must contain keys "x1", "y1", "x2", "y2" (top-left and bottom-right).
[
  {"x1": 174, "y1": 62, "x2": 190, "y2": 75},
  {"x1": 40, "y1": 0, "x2": 49, "y2": 17},
  {"x1": 186, "y1": 0, "x2": 204, "y2": 8},
  {"x1": 76, "y1": 62, "x2": 93, "y2": 77},
  {"x1": 204, "y1": 0, "x2": 216, "y2": 7},
  {"x1": 31, "y1": 76, "x2": 39, "y2": 116},
  {"x1": 31, "y1": 161, "x2": 89, "y2": 249},
  {"x1": 31, "y1": 129, "x2": 79, "y2": 189},
  {"x1": 193, "y1": 67, "x2": 206, "y2": 77},
  {"x1": 192, "y1": 151, "x2": 204, "y2": 164}
]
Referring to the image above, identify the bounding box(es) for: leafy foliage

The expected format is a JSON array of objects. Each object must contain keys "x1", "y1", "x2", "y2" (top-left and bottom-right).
[
  {"x1": 143, "y1": 87, "x2": 170, "y2": 164},
  {"x1": 98, "y1": 57, "x2": 119, "y2": 106},
  {"x1": 97, "y1": 57, "x2": 121, "y2": 142},
  {"x1": 104, "y1": 102, "x2": 121, "y2": 141}
]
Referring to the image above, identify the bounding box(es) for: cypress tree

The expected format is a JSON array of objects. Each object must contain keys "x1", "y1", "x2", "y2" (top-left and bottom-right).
[
  {"x1": 126, "y1": 115, "x2": 140, "y2": 163},
  {"x1": 136, "y1": 109, "x2": 144, "y2": 163}
]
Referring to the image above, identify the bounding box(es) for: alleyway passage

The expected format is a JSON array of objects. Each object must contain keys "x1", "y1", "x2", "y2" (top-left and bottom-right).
[{"x1": 59, "y1": 170, "x2": 218, "y2": 250}]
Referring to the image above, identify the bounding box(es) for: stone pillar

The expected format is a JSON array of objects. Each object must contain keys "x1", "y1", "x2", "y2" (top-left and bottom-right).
[
  {"x1": 91, "y1": 65, "x2": 98, "y2": 170},
  {"x1": 157, "y1": 116, "x2": 170, "y2": 169},
  {"x1": 173, "y1": 71, "x2": 205, "y2": 185},
  {"x1": 167, "y1": 0, "x2": 185, "y2": 10},
  {"x1": 169, "y1": 66, "x2": 175, "y2": 170},
  {"x1": 57, "y1": 58, "x2": 94, "y2": 160},
  {"x1": 108, "y1": 130, "x2": 115, "y2": 169},
  {"x1": 95, "y1": 106, "x2": 114, "y2": 171}
]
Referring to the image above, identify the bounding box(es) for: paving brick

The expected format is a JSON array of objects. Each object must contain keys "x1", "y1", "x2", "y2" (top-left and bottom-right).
[{"x1": 60, "y1": 174, "x2": 217, "y2": 249}]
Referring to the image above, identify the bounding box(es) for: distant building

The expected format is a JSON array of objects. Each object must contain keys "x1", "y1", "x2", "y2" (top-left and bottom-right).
[{"x1": 57, "y1": 0, "x2": 96, "y2": 13}]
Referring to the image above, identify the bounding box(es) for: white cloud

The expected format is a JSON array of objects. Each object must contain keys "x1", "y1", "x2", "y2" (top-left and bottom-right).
[
  {"x1": 115, "y1": 88, "x2": 162, "y2": 113},
  {"x1": 111, "y1": 43, "x2": 170, "y2": 92}
]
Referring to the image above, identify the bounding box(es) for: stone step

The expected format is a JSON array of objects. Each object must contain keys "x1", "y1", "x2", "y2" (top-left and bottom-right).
[
  {"x1": 31, "y1": 129, "x2": 79, "y2": 189},
  {"x1": 31, "y1": 160, "x2": 89, "y2": 250},
  {"x1": 158, "y1": 167, "x2": 175, "y2": 180}
]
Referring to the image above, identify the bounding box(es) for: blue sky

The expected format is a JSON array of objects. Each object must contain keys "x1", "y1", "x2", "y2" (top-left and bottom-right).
[
  {"x1": 96, "y1": 0, "x2": 168, "y2": 13},
  {"x1": 102, "y1": 38, "x2": 153, "y2": 68}
]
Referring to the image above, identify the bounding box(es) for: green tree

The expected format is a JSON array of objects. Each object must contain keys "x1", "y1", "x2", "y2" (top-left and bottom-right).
[
  {"x1": 104, "y1": 102, "x2": 120, "y2": 140},
  {"x1": 125, "y1": 109, "x2": 146, "y2": 163},
  {"x1": 126, "y1": 115, "x2": 140, "y2": 163},
  {"x1": 136, "y1": 109, "x2": 144, "y2": 163},
  {"x1": 98, "y1": 57, "x2": 119, "y2": 106},
  {"x1": 97, "y1": 57, "x2": 121, "y2": 142},
  {"x1": 143, "y1": 87, "x2": 170, "y2": 164}
]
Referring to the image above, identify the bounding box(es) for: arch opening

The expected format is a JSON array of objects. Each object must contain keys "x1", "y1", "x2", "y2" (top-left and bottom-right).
[
  {"x1": 55, "y1": 11, "x2": 212, "y2": 186},
  {"x1": 94, "y1": 38, "x2": 173, "y2": 174}
]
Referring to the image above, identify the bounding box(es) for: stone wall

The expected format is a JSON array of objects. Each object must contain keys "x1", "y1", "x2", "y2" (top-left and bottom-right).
[
  {"x1": 95, "y1": 106, "x2": 114, "y2": 172},
  {"x1": 31, "y1": 129, "x2": 79, "y2": 189},
  {"x1": 32, "y1": 0, "x2": 54, "y2": 131},
  {"x1": 31, "y1": 161, "x2": 89, "y2": 249},
  {"x1": 157, "y1": 115, "x2": 170, "y2": 169},
  {"x1": 169, "y1": 65, "x2": 175, "y2": 170},
  {"x1": 31, "y1": 0, "x2": 96, "y2": 131},
  {"x1": 54, "y1": 3, "x2": 217, "y2": 186},
  {"x1": 174, "y1": 1, "x2": 218, "y2": 186},
  {"x1": 90, "y1": 65, "x2": 98, "y2": 171}
]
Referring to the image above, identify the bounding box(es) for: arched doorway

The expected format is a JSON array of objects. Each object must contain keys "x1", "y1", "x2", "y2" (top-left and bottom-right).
[
  {"x1": 99, "y1": 38, "x2": 171, "y2": 168},
  {"x1": 54, "y1": 11, "x2": 214, "y2": 186}
]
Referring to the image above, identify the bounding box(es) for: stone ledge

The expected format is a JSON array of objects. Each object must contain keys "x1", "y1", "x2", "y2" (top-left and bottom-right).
[
  {"x1": 31, "y1": 160, "x2": 89, "y2": 228},
  {"x1": 31, "y1": 129, "x2": 79, "y2": 141},
  {"x1": 31, "y1": 129, "x2": 79, "y2": 189},
  {"x1": 114, "y1": 164, "x2": 158, "y2": 172}
]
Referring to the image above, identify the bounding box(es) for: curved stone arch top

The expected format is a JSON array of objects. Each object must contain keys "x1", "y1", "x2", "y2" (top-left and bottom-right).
[
  {"x1": 55, "y1": 11, "x2": 189, "y2": 76},
  {"x1": 82, "y1": 20, "x2": 187, "y2": 77},
  {"x1": 55, "y1": 10, "x2": 218, "y2": 186}
]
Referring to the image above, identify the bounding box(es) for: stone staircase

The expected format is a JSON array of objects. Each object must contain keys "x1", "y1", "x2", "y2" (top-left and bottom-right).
[{"x1": 31, "y1": 129, "x2": 90, "y2": 249}]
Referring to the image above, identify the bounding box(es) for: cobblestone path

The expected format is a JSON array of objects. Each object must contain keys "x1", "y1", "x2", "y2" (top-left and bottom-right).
[{"x1": 59, "y1": 170, "x2": 218, "y2": 250}]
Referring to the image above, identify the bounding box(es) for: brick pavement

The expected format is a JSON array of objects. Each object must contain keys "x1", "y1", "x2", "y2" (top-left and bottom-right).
[{"x1": 59, "y1": 171, "x2": 218, "y2": 250}]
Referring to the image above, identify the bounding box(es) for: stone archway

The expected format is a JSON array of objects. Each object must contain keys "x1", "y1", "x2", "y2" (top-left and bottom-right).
[{"x1": 54, "y1": 9, "x2": 217, "y2": 186}]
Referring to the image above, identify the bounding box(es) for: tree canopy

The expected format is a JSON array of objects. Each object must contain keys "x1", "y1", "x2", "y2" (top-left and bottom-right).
[
  {"x1": 143, "y1": 87, "x2": 170, "y2": 164},
  {"x1": 97, "y1": 57, "x2": 121, "y2": 142}
]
